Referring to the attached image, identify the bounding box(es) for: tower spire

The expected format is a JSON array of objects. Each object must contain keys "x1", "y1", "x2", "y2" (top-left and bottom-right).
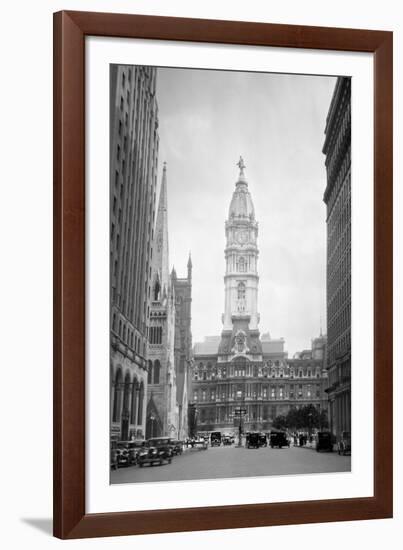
[
  {"x1": 187, "y1": 251, "x2": 192, "y2": 280},
  {"x1": 152, "y1": 161, "x2": 170, "y2": 298}
]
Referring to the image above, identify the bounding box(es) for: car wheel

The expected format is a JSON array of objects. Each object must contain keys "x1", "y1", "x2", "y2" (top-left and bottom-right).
[
  {"x1": 139, "y1": 462, "x2": 143, "y2": 468},
  {"x1": 168, "y1": 458, "x2": 172, "y2": 464},
  {"x1": 316, "y1": 447, "x2": 320, "y2": 452}
]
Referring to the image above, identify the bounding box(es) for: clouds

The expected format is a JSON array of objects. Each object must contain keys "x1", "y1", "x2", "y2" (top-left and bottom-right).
[{"x1": 155, "y1": 67, "x2": 336, "y2": 355}]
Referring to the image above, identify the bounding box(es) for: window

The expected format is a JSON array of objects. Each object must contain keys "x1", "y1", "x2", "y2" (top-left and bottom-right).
[
  {"x1": 238, "y1": 257, "x2": 246, "y2": 272},
  {"x1": 237, "y1": 282, "x2": 246, "y2": 300},
  {"x1": 153, "y1": 360, "x2": 160, "y2": 384}
]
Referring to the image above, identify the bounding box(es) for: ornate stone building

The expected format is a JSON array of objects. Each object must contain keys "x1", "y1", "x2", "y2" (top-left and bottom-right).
[
  {"x1": 323, "y1": 77, "x2": 351, "y2": 439},
  {"x1": 172, "y1": 256, "x2": 193, "y2": 439},
  {"x1": 192, "y1": 159, "x2": 328, "y2": 433},
  {"x1": 145, "y1": 164, "x2": 179, "y2": 439},
  {"x1": 110, "y1": 65, "x2": 159, "y2": 441}
]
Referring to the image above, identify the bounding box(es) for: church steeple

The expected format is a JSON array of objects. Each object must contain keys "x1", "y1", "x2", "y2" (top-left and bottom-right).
[
  {"x1": 152, "y1": 162, "x2": 170, "y2": 300},
  {"x1": 187, "y1": 252, "x2": 192, "y2": 281}
]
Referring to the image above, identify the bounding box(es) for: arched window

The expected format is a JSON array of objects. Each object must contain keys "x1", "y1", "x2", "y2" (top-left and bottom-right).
[
  {"x1": 112, "y1": 368, "x2": 122, "y2": 422},
  {"x1": 147, "y1": 360, "x2": 153, "y2": 384},
  {"x1": 238, "y1": 257, "x2": 246, "y2": 272},
  {"x1": 130, "y1": 379, "x2": 138, "y2": 424},
  {"x1": 137, "y1": 382, "x2": 144, "y2": 425},
  {"x1": 153, "y1": 277, "x2": 161, "y2": 301},
  {"x1": 122, "y1": 372, "x2": 131, "y2": 414},
  {"x1": 237, "y1": 282, "x2": 246, "y2": 300},
  {"x1": 153, "y1": 360, "x2": 160, "y2": 384}
]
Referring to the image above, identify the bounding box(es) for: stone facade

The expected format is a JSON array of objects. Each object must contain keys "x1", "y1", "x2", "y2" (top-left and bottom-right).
[
  {"x1": 145, "y1": 164, "x2": 179, "y2": 439},
  {"x1": 173, "y1": 257, "x2": 193, "y2": 439},
  {"x1": 322, "y1": 77, "x2": 351, "y2": 439},
  {"x1": 110, "y1": 65, "x2": 159, "y2": 441}
]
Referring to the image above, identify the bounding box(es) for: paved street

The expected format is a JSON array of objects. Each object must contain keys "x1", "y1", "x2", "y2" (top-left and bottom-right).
[{"x1": 111, "y1": 445, "x2": 351, "y2": 484}]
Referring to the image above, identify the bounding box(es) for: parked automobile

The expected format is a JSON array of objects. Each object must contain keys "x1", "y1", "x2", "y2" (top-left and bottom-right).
[
  {"x1": 194, "y1": 436, "x2": 208, "y2": 449},
  {"x1": 222, "y1": 434, "x2": 233, "y2": 446},
  {"x1": 147, "y1": 437, "x2": 175, "y2": 457},
  {"x1": 137, "y1": 446, "x2": 172, "y2": 467},
  {"x1": 337, "y1": 431, "x2": 351, "y2": 455},
  {"x1": 169, "y1": 439, "x2": 183, "y2": 455},
  {"x1": 316, "y1": 431, "x2": 334, "y2": 452},
  {"x1": 269, "y1": 431, "x2": 290, "y2": 449},
  {"x1": 258, "y1": 433, "x2": 267, "y2": 447},
  {"x1": 246, "y1": 432, "x2": 260, "y2": 449},
  {"x1": 210, "y1": 431, "x2": 222, "y2": 447},
  {"x1": 110, "y1": 440, "x2": 118, "y2": 470},
  {"x1": 116, "y1": 440, "x2": 143, "y2": 465},
  {"x1": 116, "y1": 441, "x2": 130, "y2": 467}
]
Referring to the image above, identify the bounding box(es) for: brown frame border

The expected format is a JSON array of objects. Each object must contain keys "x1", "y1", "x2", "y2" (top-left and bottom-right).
[{"x1": 53, "y1": 10, "x2": 393, "y2": 539}]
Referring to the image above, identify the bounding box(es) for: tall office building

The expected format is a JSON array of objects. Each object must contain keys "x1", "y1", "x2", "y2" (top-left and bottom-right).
[
  {"x1": 110, "y1": 65, "x2": 159, "y2": 441},
  {"x1": 322, "y1": 77, "x2": 351, "y2": 439}
]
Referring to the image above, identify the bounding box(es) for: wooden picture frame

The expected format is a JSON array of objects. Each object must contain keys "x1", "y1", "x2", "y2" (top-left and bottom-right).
[{"x1": 53, "y1": 10, "x2": 393, "y2": 539}]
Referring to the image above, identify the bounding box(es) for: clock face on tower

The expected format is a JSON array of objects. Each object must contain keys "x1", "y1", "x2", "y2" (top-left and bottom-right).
[{"x1": 236, "y1": 230, "x2": 248, "y2": 244}]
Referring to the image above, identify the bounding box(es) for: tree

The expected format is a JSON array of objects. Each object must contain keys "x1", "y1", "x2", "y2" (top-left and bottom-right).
[
  {"x1": 272, "y1": 415, "x2": 288, "y2": 430},
  {"x1": 318, "y1": 409, "x2": 329, "y2": 430}
]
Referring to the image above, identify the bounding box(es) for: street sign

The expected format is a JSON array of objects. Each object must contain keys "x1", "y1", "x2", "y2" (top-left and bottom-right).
[{"x1": 234, "y1": 408, "x2": 247, "y2": 415}]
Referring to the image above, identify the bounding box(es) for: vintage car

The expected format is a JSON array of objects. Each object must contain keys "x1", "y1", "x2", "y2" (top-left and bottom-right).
[
  {"x1": 168, "y1": 439, "x2": 183, "y2": 455},
  {"x1": 269, "y1": 431, "x2": 290, "y2": 449},
  {"x1": 137, "y1": 446, "x2": 172, "y2": 467},
  {"x1": 110, "y1": 440, "x2": 118, "y2": 470},
  {"x1": 210, "y1": 431, "x2": 222, "y2": 447},
  {"x1": 147, "y1": 437, "x2": 175, "y2": 456},
  {"x1": 337, "y1": 431, "x2": 351, "y2": 455},
  {"x1": 258, "y1": 433, "x2": 268, "y2": 447},
  {"x1": 222, "y1": 434, "x2": 233, "y2": 446},
  {"x1": 316, "y1": 431, "x2": 334, "y2": 452},
  {"x1": 116, "y1": 440, "x2": 143, "y2": 466},
  {"x1": 246, "y1": 432, "x2": 260, "y2": 449},
  {"x1": 116, "y1": 441, "x2": 130, "y2": 467}
]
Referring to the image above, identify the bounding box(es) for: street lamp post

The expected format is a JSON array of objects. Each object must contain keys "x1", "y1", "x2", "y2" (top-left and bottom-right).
[
  {"x1": 149, "y1": 414, "x2": 155, "y2": 438},
  {"x1": 235, "y1": 389, "x2": 246, "y2": 447}
]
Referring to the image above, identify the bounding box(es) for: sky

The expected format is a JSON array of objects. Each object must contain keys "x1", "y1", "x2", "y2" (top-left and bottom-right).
[{"x1": 154, "y1": 67, "x2": 336, "y2": 356}]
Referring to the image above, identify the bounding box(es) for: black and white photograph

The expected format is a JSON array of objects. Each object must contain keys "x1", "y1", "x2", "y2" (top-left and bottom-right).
[{"x1": 109, "y1": 65, "x2": 351, "y2": 484}]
